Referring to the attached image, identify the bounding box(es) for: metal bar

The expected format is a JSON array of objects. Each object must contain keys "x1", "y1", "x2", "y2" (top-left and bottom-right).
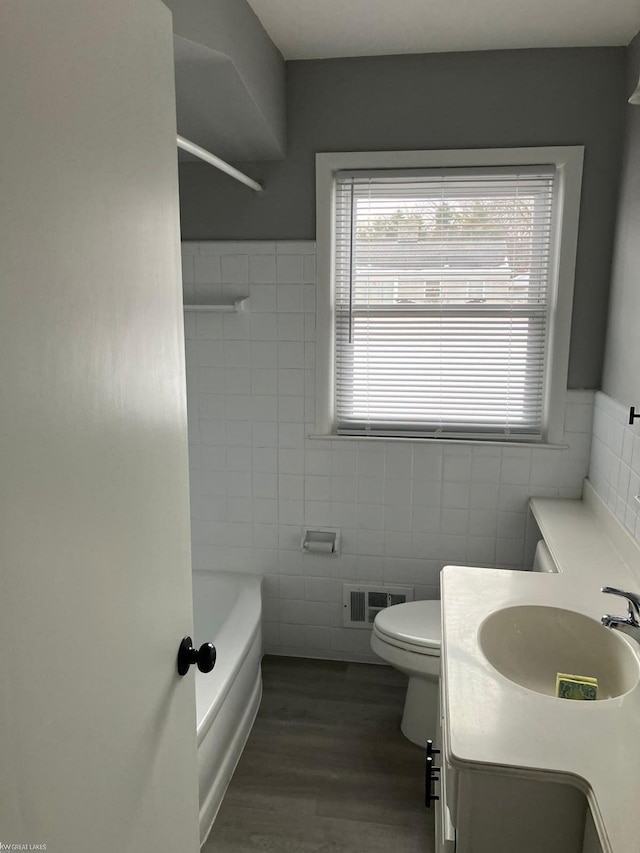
[
  {"x1": 182, "y1": 298, "x2": 248, "y2": 313},
  {"x1": 176, "y1": 135, "x2": 263, "y2": 193}
]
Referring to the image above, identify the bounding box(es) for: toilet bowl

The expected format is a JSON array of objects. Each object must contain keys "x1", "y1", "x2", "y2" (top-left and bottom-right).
[
  {"x1": 372, "y1": 545, "x2": 553, "y2": 746},
  {"x1": 370, "y1": 600, "x2": 441, "y2": 747}
]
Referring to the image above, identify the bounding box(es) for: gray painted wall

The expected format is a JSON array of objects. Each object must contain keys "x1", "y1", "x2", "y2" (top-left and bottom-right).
[
  {"x1": 166, "y1": 0, "x2": 285, "y2": 158},
  {"x1": 602, "y1": 32, "x2": 640, "y2": 404},
  {"x1": 178, "y1": 47, "x2": 626, "y2": 389}
]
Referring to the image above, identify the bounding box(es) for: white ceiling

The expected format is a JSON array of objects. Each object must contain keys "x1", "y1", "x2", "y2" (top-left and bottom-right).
[{"x1": 246, "y1": 0, "x2": 640, "y2": 60}]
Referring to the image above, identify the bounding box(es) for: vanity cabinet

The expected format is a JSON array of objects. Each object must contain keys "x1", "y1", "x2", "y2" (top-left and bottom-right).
[
  {"x1": 447, "y1": 768, "x2": 587, "y2": 853},
  {"x1": 438, "y1": 489, "x2": 640, "y2": 853},
  {"x1": 582, "y1": 811, "x2": 605, "y2": 853},
  {"x1": 435, "y1": 699, "x2": 604, "y2": 853},
  {"x1": 433, "y1": 700, "x2": 455, "y2": 851}
]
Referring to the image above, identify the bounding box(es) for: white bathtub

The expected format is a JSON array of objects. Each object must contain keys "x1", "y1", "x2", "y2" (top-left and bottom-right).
[{"x1": 192, "y1": 570, "x2": 263, "y2": 845}]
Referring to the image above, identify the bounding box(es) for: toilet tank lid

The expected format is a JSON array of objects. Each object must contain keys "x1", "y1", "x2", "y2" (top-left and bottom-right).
[
  {"x1": 374, "y1": 600, "x2": 441, "y2": 649},
  {"x1": 533, "y1": 539, "x2": 558, "y2": 573}
]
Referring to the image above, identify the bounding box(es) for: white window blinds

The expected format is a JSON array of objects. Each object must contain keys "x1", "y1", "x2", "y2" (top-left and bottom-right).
[{"x1": 333, "y1": 167, "x2": 557, "y2": 440}]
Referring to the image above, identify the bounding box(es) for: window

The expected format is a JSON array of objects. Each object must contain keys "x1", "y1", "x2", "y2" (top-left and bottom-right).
[{"x1": 315, "y1": 148, "x2": 584, "y2": 444}]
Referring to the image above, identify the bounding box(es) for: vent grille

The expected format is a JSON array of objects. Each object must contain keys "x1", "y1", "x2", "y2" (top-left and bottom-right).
[
  {"x1": 350, "y1": 590, "x2": 366, "y2": 623},
  {"x1": 368, "y1": 592, "x2": 388, "y2": 608},
  {"x1": 342, "y1": 584, "x2": 414, "y2": 628}
]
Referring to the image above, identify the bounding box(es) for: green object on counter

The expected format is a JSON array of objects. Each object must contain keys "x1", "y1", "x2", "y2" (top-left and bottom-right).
[{"x1": 556, "y1": 672, "x2": 598, "y2": 700}]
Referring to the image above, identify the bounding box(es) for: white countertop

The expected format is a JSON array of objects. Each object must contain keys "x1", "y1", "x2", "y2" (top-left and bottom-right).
[{"x1": 441, "y1": 480, "x2": 640, "y2": 853}]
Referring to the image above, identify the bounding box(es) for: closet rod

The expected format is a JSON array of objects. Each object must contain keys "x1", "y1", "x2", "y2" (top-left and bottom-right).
[{"x1": 177, "y1": 135, "x2": 263, "y2": 193}]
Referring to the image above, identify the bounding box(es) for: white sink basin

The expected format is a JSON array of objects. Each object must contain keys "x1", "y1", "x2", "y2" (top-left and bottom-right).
[{"x1": 479, "y1": 605, "x2": 640, "y2": 700}]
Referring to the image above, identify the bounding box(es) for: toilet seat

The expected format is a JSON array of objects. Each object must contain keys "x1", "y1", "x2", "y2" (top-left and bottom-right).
[{"x1": 373, "y1": 600, "x2": 441, "y2": 657}]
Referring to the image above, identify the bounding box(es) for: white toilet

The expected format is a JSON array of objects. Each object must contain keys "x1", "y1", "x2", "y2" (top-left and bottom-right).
[
  {"x1": 370, "y1": 599, "x2": 441, "y2": 747},
  {"x1": 371, "y1": 541, "x2": 556, "y2": 747}
]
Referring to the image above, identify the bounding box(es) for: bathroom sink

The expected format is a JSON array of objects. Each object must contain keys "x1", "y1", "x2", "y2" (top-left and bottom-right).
[{"x1": 478, "y1": 605, "x2": 640, "y2": 699}]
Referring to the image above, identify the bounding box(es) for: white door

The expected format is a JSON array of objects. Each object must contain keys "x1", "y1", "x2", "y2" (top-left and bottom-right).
[{"x1": 0, "y1": 2, "x2": 200, "y2": 851}]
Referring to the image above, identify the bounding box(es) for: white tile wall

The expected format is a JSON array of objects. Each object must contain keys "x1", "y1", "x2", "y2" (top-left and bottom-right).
[
  {"x1": 183, "y1": 241, "x2": 595, "y2": 662},
  {"x1": 589, "y1": 391, "x2": 640, "y2": 540}
]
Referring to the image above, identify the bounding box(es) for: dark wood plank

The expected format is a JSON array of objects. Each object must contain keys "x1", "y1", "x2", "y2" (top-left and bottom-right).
[
  {"x1": 203, "y1": 655, "x2": 435, "y2": 853},
  {"x1": 210, "y1": 805, "x2": 434, "y2": 853}
]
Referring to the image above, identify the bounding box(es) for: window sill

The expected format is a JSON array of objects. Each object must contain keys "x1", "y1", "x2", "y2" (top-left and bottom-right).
[{"x1": 308, "y1": 433, "x2": 569, "y2": 450}]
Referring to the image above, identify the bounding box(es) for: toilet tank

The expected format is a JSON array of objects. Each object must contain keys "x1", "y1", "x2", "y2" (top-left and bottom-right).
[{"x1": 533, "y1": 539, "x2": 558, "y2": 573}]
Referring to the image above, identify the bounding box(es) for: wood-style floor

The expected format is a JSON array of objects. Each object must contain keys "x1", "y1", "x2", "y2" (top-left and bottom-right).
[{"x1": 204, "y1": 655, "x2": 435, "y2": 853}]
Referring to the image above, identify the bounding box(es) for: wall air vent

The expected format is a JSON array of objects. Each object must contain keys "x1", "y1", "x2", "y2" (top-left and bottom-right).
[{"x1": 342, "y1": 584, "x2": 415, "y2": 629}]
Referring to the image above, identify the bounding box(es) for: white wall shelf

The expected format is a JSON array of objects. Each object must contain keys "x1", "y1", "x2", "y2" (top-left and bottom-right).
[{"x1": 183, "y1": 298, "x2": 248, "y2": 313}]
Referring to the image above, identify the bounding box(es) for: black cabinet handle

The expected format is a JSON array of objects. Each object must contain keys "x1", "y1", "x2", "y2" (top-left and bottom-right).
[
  {"x1": 425, "y1": 740, "x2": 441, "y2": 808},
  {"x1": 426, "y1": 739, "x2": 441, "y2": 758},
  {"x1": 177, "y1": 636, "x2": 217, "y2": 676}
]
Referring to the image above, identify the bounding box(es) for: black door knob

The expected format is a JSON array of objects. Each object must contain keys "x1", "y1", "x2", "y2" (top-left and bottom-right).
[{"x1": 177, "y1": 636, "x2": 217, "y2": 676}]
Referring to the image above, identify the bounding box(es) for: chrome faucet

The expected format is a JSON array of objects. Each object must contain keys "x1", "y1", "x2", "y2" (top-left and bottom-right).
[{"x1": 601, "y1": 586, "x2": 640, "y2": 639}]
